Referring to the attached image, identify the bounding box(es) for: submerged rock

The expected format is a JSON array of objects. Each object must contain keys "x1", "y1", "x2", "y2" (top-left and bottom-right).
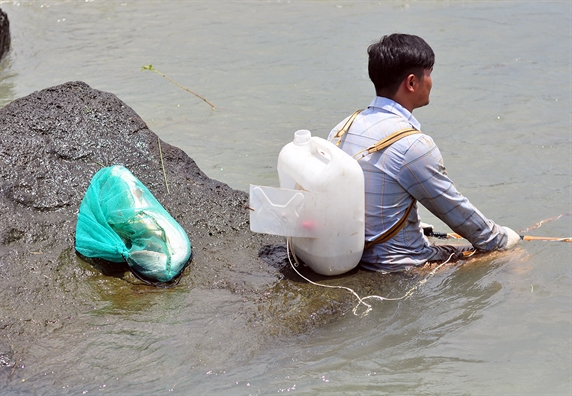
[{"x1": 0, "y1": 9, "x2": 9, "y2": 62}]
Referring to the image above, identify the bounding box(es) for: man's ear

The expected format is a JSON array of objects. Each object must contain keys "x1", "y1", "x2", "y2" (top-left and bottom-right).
[{"x1": 405, "y1": 74, "x2": 416, "y2": 92}]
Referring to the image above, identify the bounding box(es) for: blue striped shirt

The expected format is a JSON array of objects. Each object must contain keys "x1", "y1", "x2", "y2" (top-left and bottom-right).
[{"x1": 328, "y1": 97, "x2": 508, "y2": 272}]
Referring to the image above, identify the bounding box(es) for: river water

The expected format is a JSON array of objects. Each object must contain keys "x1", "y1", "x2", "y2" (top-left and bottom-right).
[{"x1": 0, "y1": 1, "x2": 570, "y2": 395}]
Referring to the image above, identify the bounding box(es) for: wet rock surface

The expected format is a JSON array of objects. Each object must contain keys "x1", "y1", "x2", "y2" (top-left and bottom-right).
[{"x1": 0, "y1": 81, "x2": 403, "y2": 379}]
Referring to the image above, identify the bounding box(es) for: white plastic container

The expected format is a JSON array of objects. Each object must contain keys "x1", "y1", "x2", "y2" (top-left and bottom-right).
[
  {"x1": 251, "y1": 129, "x2": 364, "y2": 276},
  {"x1": 249, "y1": 185, "x2": 317, "y2": 238}
]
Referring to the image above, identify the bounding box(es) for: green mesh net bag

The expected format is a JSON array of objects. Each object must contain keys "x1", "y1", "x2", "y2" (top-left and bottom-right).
[{"x1": 75, "y1": 165, "x2": 192, "y2": 285}]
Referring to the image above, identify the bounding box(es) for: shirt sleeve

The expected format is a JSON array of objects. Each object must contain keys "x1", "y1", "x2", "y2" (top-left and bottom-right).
[{"x1": 396, "y1": 135, "x2": 508, "y2": 251}]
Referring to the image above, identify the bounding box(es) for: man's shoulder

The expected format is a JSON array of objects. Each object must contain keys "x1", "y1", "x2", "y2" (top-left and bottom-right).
[{"x1": 398, "y1": 132, "x2": 443, "y2": 167}]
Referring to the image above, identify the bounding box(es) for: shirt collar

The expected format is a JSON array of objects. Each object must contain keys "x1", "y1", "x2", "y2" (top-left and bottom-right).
[{"x1": 368, "y1": 96, "x2": 421, "y2": 130}]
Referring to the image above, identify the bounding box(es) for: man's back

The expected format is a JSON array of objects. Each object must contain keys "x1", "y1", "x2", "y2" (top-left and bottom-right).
[{"x1": 329, "y1": 97, "x2": 507, "y2": 272}]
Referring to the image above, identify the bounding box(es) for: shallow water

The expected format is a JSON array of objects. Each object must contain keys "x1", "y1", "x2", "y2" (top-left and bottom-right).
[{"x1": 0, "y1": 1, "x2": 570, "y2": 394}]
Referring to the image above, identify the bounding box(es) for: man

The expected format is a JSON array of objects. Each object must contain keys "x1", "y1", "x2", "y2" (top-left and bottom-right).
[{"x1": 327, "y1": 33, "x2": 520, "y2": 272}]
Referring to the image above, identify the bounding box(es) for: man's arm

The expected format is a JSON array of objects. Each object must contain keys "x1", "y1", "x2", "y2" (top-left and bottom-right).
[{"x1": 397, "y1": 135, "x2": 511, "y2": 251}]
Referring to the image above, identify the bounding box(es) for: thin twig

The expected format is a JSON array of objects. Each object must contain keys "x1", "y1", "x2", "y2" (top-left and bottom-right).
[
  {"x1": 158, "y1": 137, "x2": 170, "y2": 194},
  {"x1": 141, "y1": 64, "x2": 216, "y2": 109},
  {"x1": 519, "y1": 212, "x2": 572, "y2": 234},
  {"x1": 10, "y1": 355, "x2": 21, "y2": 377}
]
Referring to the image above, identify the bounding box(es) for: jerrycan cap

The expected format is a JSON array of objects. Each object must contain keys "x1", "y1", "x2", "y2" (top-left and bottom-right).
[{"x1": 293, "y1": 130, "x2": 311, "y2": 145}]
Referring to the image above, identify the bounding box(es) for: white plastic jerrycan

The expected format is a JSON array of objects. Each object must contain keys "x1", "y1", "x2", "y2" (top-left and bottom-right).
[{"x1": 250, "y1": 129, "x2": 364, "y2": 276}]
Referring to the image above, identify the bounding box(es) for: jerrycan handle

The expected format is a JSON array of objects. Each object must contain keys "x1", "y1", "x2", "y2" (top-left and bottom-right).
[
  {"x1": 309, "y1": 138, "x2": 332, "y2": 165},
  {"x1": 292, "y1": 130, "x2": 332, "y2": 165}
]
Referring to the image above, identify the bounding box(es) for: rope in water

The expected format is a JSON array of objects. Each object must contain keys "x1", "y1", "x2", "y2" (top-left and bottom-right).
[
  {"x1": 286, "y1": 237, "x2": 463, "y2": 316},
  {"x1": 286, "y1": 213, "x2": 569, "y2": 315}
]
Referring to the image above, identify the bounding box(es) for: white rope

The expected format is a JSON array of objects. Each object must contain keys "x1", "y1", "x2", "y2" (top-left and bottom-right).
[{"x1": 286, "y1": 238, "x2": 460, "y2": 316}]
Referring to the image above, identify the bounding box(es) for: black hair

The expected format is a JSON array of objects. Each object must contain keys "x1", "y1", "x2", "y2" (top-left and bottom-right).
[{"x1": 367, "y1": 33, "x2": 435, "y2": 97}]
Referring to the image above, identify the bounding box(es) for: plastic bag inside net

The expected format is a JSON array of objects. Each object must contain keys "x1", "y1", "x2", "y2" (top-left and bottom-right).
[{"x1": 75, "y1": 165, "x2": 192, "y2": 284}]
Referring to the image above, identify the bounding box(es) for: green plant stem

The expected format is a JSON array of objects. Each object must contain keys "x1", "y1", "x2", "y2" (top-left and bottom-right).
[
  {"x1": 142, "y1": 64, "x2": 215, "y2": 109},
  {"x1": 158, "y1": 137, "x2": 170, "y2": 194}
]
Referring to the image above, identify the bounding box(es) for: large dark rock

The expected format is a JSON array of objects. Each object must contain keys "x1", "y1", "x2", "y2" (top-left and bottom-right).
[
  {"x1": 0, "y1": 9, "x2": 9, "y2": 61},
  {"x1": 0, "y1": 82, "x2": 401, "y2": 371},
  {"x1": 0, "y1": 81, "x2": 277, "y2": 341}
]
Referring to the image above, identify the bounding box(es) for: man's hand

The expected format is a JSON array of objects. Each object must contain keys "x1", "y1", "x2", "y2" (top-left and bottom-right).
[{"x1": 500, "y1": 226, "x2": 521, "y2": 250}]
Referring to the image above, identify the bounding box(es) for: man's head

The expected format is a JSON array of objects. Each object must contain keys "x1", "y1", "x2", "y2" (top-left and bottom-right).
[{"x1": 368, "y1": 34, "x2": 435, "y2": 110}]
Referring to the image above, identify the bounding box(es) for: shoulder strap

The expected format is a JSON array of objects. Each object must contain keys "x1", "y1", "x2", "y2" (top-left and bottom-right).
[
  {"x1": 353, "y1": 127, "x2": 419, "y2": 161},
  {"x1": 333, "y1": 110, "x2": 421, "y2": 248},
  {"x1": 330, "y1": 109, "x2": 363, "y2": 146},
  {"x1": 364, "y1": 199, "x2": 416, "y2": 250},
  {"x1": 329, "y1": 110, "x2": 420, "y2": 159}
]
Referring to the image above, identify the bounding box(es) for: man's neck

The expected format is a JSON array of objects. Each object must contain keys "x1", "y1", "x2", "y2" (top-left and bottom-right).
[
  {"x1": 376, "y1": 93, "x2": 414, "y2": 113},
  {"x1": 388, "y1": 92, "x2": 414, "y2": 113}
]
